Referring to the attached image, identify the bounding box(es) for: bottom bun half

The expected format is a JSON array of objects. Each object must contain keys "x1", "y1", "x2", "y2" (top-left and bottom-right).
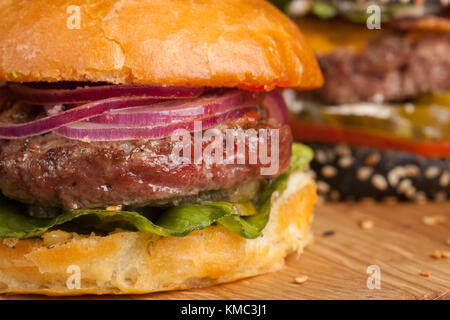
[{"x1": 0, "y1": 171, "x2": 316, "y2": 295}]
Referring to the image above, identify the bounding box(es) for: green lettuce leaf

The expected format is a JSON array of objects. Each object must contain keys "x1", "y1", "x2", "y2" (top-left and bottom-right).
[
  {"x1": 0, "y1": 143, "x2": 313, "y2": 240},
  {"x1": 312, "y1": 1, "x2": 337, "y2": 20}
]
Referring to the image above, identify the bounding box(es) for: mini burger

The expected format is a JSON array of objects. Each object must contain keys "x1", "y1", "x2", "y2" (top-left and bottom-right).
[
  {"x1": 279, "y1": 0, "x2": 450, "y2": 202},
  {"x1": 0, "y1": 0, "x2": 323, "y2": 295}
]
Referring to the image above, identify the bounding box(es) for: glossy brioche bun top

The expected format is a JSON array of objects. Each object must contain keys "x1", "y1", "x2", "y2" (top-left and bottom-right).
[{"x1": 0, "y1": 0, "x2": 323, "y2": 91}]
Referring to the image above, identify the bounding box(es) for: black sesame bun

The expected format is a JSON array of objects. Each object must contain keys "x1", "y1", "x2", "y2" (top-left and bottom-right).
[
  {"x1": 308, "y1": 143, "x2": 450, "y2": 202},
  {"x1": 282, "y1": 0, "x2": 450, "y2": 202}
]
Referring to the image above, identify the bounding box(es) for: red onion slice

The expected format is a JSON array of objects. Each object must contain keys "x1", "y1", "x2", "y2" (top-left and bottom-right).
[
  {"x1": 88, "y1": 90, "x2": 260, "y2": 126},
  {"x1": 9, "y1": 83, "x2": 204, "y2": 105},
  {"x1": 261, "y1": 90, "x2": 289, "y2": 124},
  {"x1": 0, "y1": 96, "x2": 161, "y2": 139},
  {"x1": 54, "y1": 106, "x2": 257, "y2": 141}
]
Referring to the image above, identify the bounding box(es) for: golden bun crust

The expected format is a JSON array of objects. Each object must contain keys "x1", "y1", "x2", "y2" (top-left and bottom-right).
[
  {"x1": 0, "y1": 171, "x2": 316, "y2": 295},
  {"x1": 0, "y1": 0, "x2": 323, "y2": 91}
]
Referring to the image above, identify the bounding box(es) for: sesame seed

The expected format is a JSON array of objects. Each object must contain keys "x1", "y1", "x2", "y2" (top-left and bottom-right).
[
  {"x1": 371, "y1": 174, "x2": 388, "y2": 191},
  {"x1": 439, "y1": 171, "x2": 450, "y2": 187},
  {"x1": 447, "y1": 239, "x2": 450, "y2": 246},
  {"x1": 404, "y1": 165, "x2": 420, "y2": 177},
  {"x1": 392, "y1": 166, "x2": 406, "y2": 176},
  {"x1": 420, "y1": 270, "x2": 430, "y2": 277},
  {"x1": 359, "y1": 219, "x2": 374, "y2": 230},
  {"x1": 397, "y1": 179, "x2": 413, "y2": 194},
  {"x1": 334, "y1": 144, "x2": 351, "y2": 156},
  {"x1": 338, "y1": 156, "x2": 354, "y2": 168},
  {"x1": 442, "y1": 251, "x2": 450, "y2": 259},
  {"x1": 422, "y1": 216, "x2": 436, "y2": 226},
  {"x1": 431, "y1": 250, "x2": 442, "y2": 259},
  {"x1": 357, "y1": 167, "x2": 373, "y2": 181},
  {"x1": 422, "y1": 215, "x2": 446, "y2": 226},
  {"x1": 365, "y1": 153, "x2": 380, "y2": 166},
  {"x1": 404, "y1": 187, "x2": 417, "y2": 199},
  {"x1": 294, "y1": 275, "x2": 308, "y2": 284},
  {"x1": 317, "y1": 180, "x2": 330, "y2": 194},
  {"x1": 321, "y1": 165, "x2": 338, "y2": 178},
  {"x1": 425, "y1": 166, "x2": 441, "y2": 179},
  {"x1": 315, "y1": 150, "x2": 327, "y2": 164},
  {"x1": 387, "y1": 169, "x2": 401, "y2": 187}
]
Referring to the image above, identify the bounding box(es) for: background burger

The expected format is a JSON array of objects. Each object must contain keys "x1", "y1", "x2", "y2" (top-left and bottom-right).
[
  {"x1": 274, "y1": 0, "x2": 450, "y2": 202},
  {"x1": 0, "y1": 0, "x2": 323, "y2": 295}
]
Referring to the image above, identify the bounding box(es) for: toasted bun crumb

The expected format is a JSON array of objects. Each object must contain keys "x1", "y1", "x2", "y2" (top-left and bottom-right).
[{"x1": 0, "y1": 171, "x2": 316, "y2": 295}]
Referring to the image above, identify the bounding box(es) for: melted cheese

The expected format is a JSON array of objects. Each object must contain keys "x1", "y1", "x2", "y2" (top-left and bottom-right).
[
  {"x1": 295, "y1": 17, "x2": 438, "y2": 55},
  {"x1": 295, "y1": 17, "x2": 387, "y2": 54}
]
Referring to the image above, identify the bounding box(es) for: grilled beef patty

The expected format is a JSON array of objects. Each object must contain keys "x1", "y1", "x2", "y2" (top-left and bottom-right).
[
  {"x1": 0, "y1": 118, "x2": 292, "y2": 210},
  {"x1": 301, "y1": 32, "x2": 450, "y2": 104}
]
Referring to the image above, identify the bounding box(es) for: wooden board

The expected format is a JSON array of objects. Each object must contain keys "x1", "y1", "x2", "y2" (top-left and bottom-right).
[{"x1": 3, "y1": 202, "x2": 450, "y2": 300}]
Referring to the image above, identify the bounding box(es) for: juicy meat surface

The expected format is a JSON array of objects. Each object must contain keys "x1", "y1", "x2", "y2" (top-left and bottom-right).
[
  {"x1": 0, "y1": 118, "x2": 292, "y2": 210},
  {"x1": 301, "y1": 32, "x2": 450, "y2": 104}
]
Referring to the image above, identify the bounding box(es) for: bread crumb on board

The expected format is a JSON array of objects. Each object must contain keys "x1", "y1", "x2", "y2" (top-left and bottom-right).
[
  {"x1": 294, "y1": 275, "x2": 308, "y2": 285},
  {"x1": 359, "y1": 219, "x2": 374, "y2": 230},
  {"x1": 432, "y1": 250, "x2": 442, "y2": 259},
  {"x1": 420, "y1": 270, "x2": 430, "y2": 277},
  {"x1": 421, "y1": 215, "x2": 446, "y2": 226}
]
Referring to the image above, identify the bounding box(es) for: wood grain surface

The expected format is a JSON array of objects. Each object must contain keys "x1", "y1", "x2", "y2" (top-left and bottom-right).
[{"x1": 3, "y1": 202, "x2": 449, "y2": 300}]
